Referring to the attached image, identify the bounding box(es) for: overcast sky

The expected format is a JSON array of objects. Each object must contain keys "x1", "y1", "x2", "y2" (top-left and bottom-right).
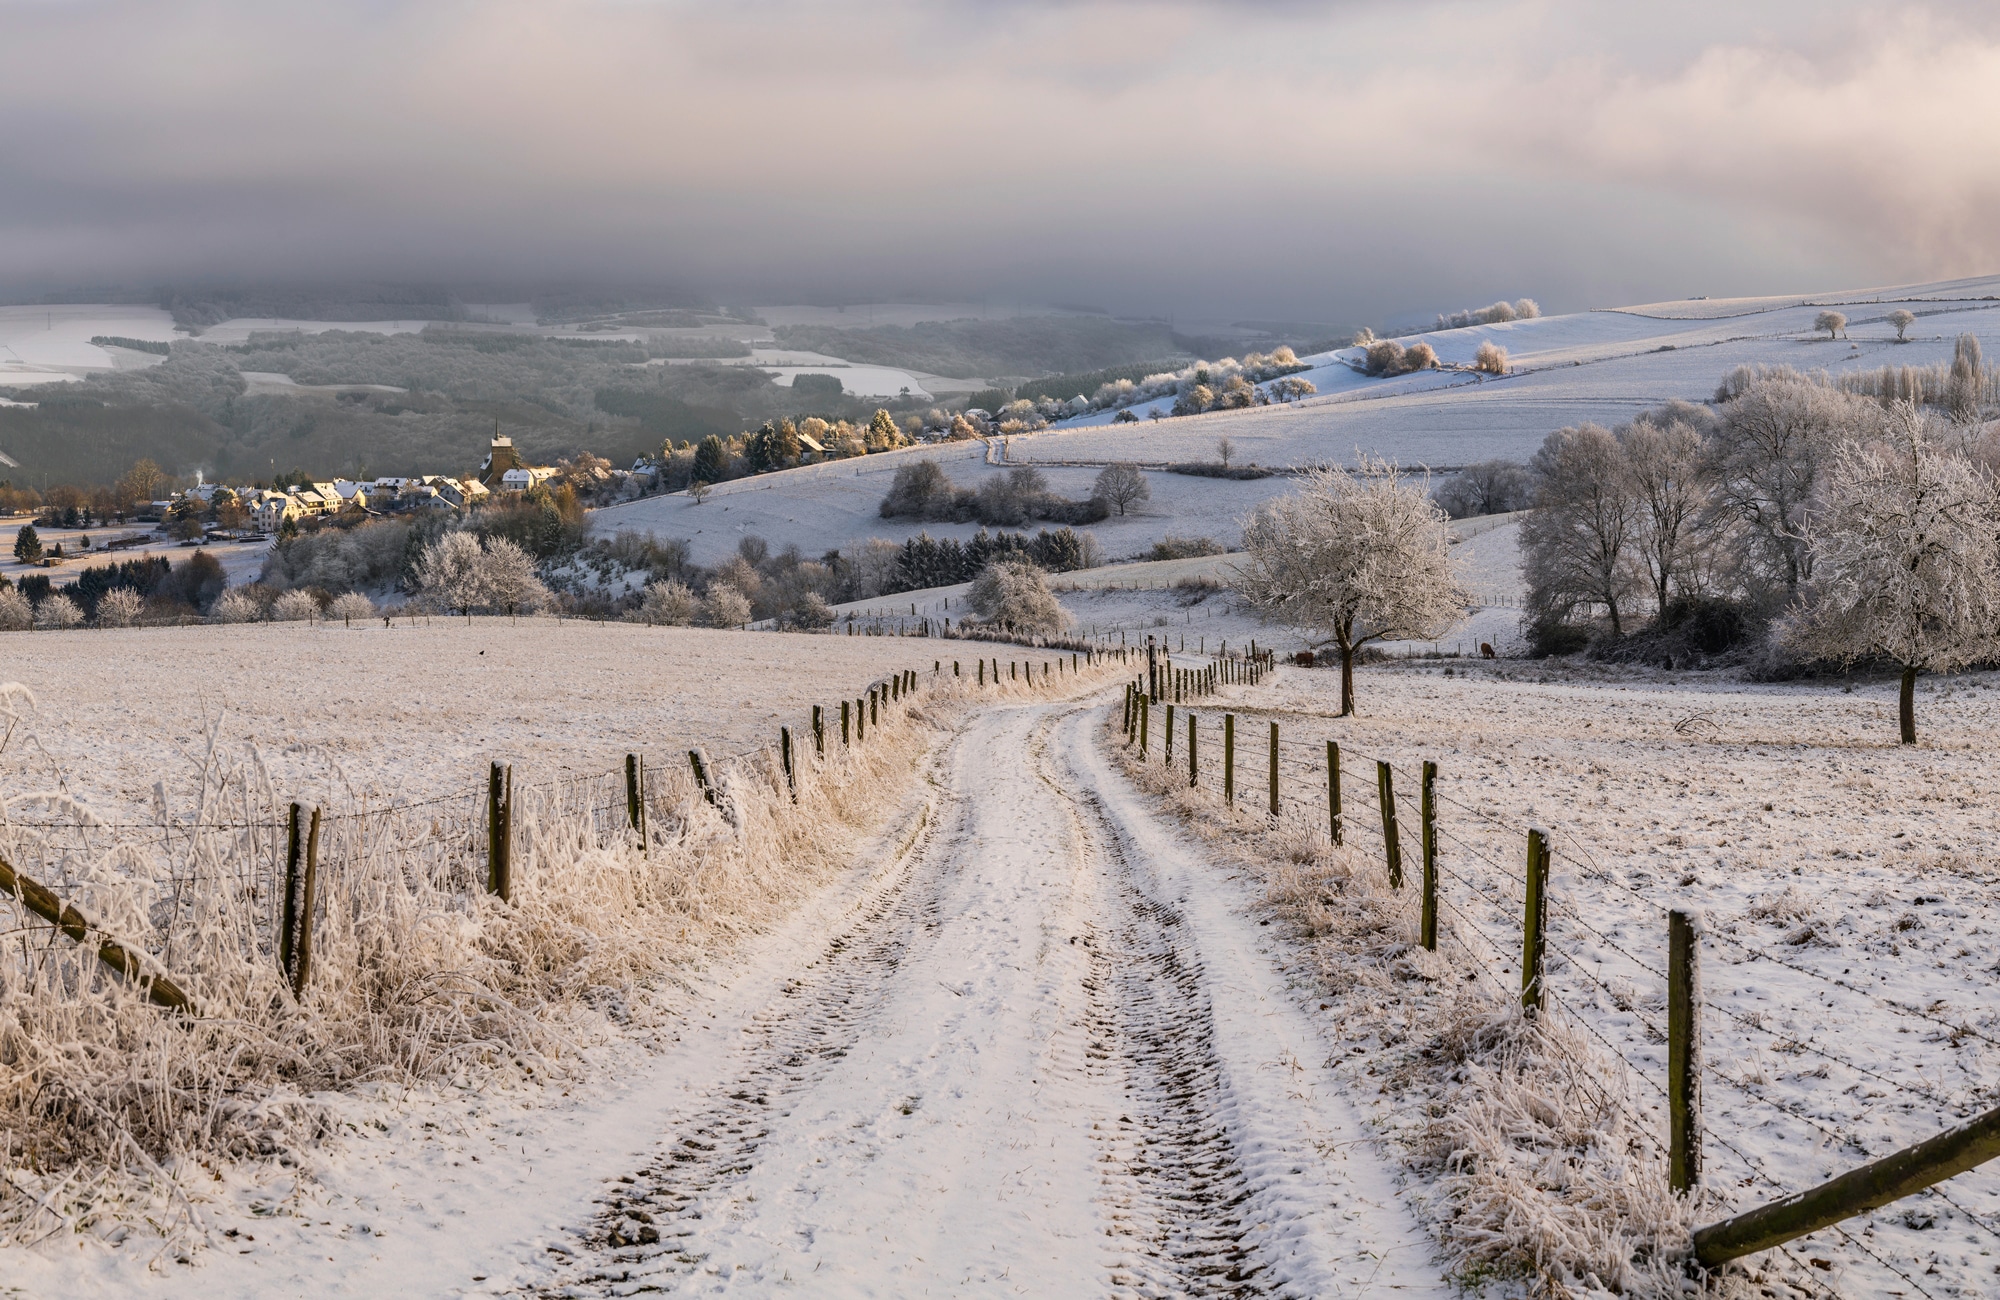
[{"x1": 4, "y1": 0, "x2": 1998, "y2": 323}]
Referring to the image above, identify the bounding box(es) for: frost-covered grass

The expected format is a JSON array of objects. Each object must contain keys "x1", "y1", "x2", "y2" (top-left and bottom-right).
[
  {"x1": 1116, "y1": 656, "x2": 2000, "y2": 1296},
  {"x1": 0, "y1": 626, "x2": 1124, "y2": 1254}
]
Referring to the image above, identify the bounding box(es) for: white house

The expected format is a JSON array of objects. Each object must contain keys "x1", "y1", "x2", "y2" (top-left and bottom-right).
[
  {"x1": 252, "y1": 494, "x2": 300, "y2": 532},
  {"x1": 500, "y1": 466, "x2": 558, "y2": 493}
]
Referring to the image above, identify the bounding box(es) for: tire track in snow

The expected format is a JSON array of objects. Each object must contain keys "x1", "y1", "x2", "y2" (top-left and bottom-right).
[
  {"x1": 1028, "y1": 713, "x2": 1284, "y2": 1298},
  {"x1": 529, "y1": 778, "x2": 960, "y2": 1297}
]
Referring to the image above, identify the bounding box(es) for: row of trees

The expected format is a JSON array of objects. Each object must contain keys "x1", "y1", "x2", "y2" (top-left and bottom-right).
[
  {"x1": 1519, "y1": 348, "x2": 2000, "y2": 740},
  {"x1": 879, "y1": 462, "x2": 1123, "y2": 527}
]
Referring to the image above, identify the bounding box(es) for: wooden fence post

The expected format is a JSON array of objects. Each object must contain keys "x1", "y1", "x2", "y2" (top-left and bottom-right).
[
  {"x1": 292, "y1": 808, "x2": 320, "y2": 998},
  {"x1": 1165, "y1": 704, "x2": 1176, "y2": 759},
  {"x1": 0, "y1": 849, "x2": 192, "y2": 1011},
  {"x1": 1669, "y1": 909, "x2": 1702, "y2": 1195},
  {"x1": 1139, "y1": 696, "x2": 1149, "y2": 752},
  {"x1": 487, "y1": 764, "x2": 512, "y2": 902},
  {"x1": 813, "y1": 705, "x2": 825, "y2": 758},
  {"x1": 1268, "y1": 721, "x2": 1279, "y2": 818},
  {"x1": 869, "y1": 687, "x2": 878, "y2": 728},
  {"x1": 1188, "y1": 713, "x2": 1198, "y2": 788},
  {"x1": 626, "y1": 753, "x2": 643, "y2": 835},
  {"x1": 689, "y1": 749, "x2": 718, "y2": 806},
  {"x1": 781, "y1": 727, "x2": 796, "y2": 800},
  {"x1": 841, "y1": 699, "x2": 851, "y2": 746},
  {"x1": 1326, "y1": 741, "x2": 1343, "y2": 846},
  {"x1": 979, "y1": 660, "x2": 985, "y2": 685},
  {"x1": 1223, "y1": 714, "x2": 1235, "y2": 803},
  {"x1": 281, "y1": 801, "x2": 303, "y2": 980},
  {"x1": 1420, "y1": 760, "x2": 1437, "y2": 951},
  {"x1": 856, "y1": 695, "x2": 866, "y2": 741},
  {"x1": 1377, "y1": 761, "x2": 1403, "y2": 888},
  {"x1": 1522, "y1": 828, "x2": 1549, "y2": 1014}
]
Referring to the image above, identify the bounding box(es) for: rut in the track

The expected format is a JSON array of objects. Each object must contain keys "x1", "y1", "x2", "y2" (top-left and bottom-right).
[
  {"x1": 1042, "y1": 726, "x2": 1284, "y2": 1300},
  {"x1": 530, "y1": 792, "x2": 956, "y2": 1297}
]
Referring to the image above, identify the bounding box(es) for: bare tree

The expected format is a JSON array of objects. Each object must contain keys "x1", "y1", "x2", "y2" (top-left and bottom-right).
[
  {"x1": 1887, "y1": 308, "x2": 1916, "y2": 342},
  {"x1": 1521, "y1": 424, "x2": 1642, "y2": 637},
  {"x1": 1711, "y1": 376, "x2": 1865, "y2": 599},
  {"x1": 1234, "y1": 458, "x2": 1465, "y2": 715},
  {"x1": 1093, "y1": 462, "x2": 1150, "y2": 516},
  {"x1": 1433, "y1": 459, "x2": 1530, "y2": 518},
  {"x1": 1785, "y1": 404, "x2": 2000, "y2": 743},
  {"x1": 1216, "y1": 436, "x2": 1236, "y2": 468},
  {"x1": 1621, "y1": 416, "x2": 1716, "y2": 614},
  {"x1": 1814, "y1": 310, "x2": 1848, "y2": 341}
]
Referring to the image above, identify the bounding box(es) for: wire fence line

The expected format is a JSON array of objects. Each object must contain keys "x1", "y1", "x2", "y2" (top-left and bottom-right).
[{"x1": 1116, "y1": 657, "x2": 2000, "y2": 1282}]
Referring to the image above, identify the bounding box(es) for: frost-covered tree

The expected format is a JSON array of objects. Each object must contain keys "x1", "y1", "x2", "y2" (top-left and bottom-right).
[
  {"x1": 1947, "y1": 333, "x2": 1986, "y2": 423},
  {"x1": 413, "y1": 531, "x2": 488, "y2": 617},
  {"x1": 1433, "y1": 459, "x2": 1531, "y2": 518},
  {"x1": 0, "y1": 588, "x2": 30, "y2": 630},
  {"x1": 1814, "y1": 310, "x2": 1848, "y2": 341},
  {"x1": 637, "y1": 579, "x2": 697, "y2": 626},
  {"x1": 481, "y1": 537, "x2": 549, "y2": 615},
  {"x1": 1888, "y1": 309, "x2": 1916, "y2": 342},
  {"x1": 1473, "y1": 341, "x2": 1509, "y2": 375},
  {"x1": 1712, "y1": 376, "x2": 1866, "y2": 597},
  {"x1": 702, "y1": 583, "x2": 752, "y2": 629},
  {"x1": 1234, "y1": 459, "x2": 1465, "y2": 715},
  {"x1": 37, "y1": 592, "x2": 82, "y2": 629},
  {"x1": 1785, "y1": 404, "x2": 2000, "y2": 743},
  {"x1": 1621, "y1": 416, "x2": 1716, "y2": 614},
  {"x1": 271, "y1": 589, "x2": 319, "y2": 621},
  {"x1": 1522, "y1": 424, "x2": 1642, "y2": 637},
  {"x1": 211, "y1": 587, "x2": 262, "y2": 623},
  {"x1": 96, "y1": 587, "x2": 144, "y2": 628},
  {"x1": 788, "y1": 591, "x2": 835, "y2": 630},
  {"x1": 1093, "y1": 462, "x2": 1149, "y2": 516},
  {"x1": 328, "y1": 591, "x2": 375, "y2": 624},
  {"x1": 966, "y1": 559, "x2": 1069, "y2": 637}
]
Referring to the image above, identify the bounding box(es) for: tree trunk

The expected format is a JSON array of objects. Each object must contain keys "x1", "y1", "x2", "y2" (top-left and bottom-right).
[
  {"x1": 1900, "y1": 665, "x2": 1918, "y2": 744},
  {"x1": 1606, "y1": 597, "x2": 1623, "y2": 638},
  {"x1": 1339, "y1": 643, "x2": 1356, "y2": 716}
]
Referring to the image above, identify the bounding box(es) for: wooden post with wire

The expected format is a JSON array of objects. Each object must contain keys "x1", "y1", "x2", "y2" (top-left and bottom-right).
[
  {"x1": 1377, "y1": 761, "x2": 1403, "y2": 888},
  {"x1": 1327, "y1": 741, "x2": 1342, "y2": 846},
  {"x1": 1139, "y1": 696, "x2": 1149, "y2": 753},
  {"x1": 1268, "y1": 721, "x2": 1279, "y2": 818},
  {"x1": 813, "y1": 705, "x2": 825, "y2": 758},
  {"x1": 1223, "y1": 714, "x2": 1235, "y2": 803},
  {"x1": 626, "y1": 753, "x2": 644, "y2": 837},
  {"x1": 841, "y1": 699, "x2": 851, "y2": 747},
  {"x1": 689, "y1": 749, "x2": 718, "y2": 806},
  {"x1": 1188, "y1": 713, "x2": 1198, "y2": 788},
  {"x1": 1420, "y1": 760, "x2": 1438, "y2": 951},
  {"x1": 487, "y1": 764, "x2": 512, "y2": 902},
  {"x1": 781, "y1": 727, "x2": 796, "y2": 801},
  {"x1": 1522, "y1": 828, "x2": 1549, "y2": 1014},
  {"x1": 1669, "y1": 908, "x2": 1702, "y2": 1194},
  {"x1": 0, "y1": 848, "x2": 192, "y2": 1012}
]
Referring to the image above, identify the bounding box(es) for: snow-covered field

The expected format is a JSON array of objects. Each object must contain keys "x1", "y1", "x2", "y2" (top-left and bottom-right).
[
  {"x1": 2, "y1": 620, "x2": 964, "y2": 822},
  {"x1": 0, "y1": 304, "x2": 178, "y2": 386},
  {"x1": 1134, "y1": 656, "x2": 2000, "y2": 1296}
]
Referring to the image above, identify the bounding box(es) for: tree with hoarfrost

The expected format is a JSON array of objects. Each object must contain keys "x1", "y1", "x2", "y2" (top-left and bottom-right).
[
  {"x1": 96, "y1": 587, "x2": 144, "y2": 627},
  {"x1": 1521, "y1": 424, "x2": 1641, "y2": 636},
  {"x1": 966, "y1": 559, "x2": 1069, "y2": 637},
  {"x1": 1234, "y1": 458, "x2": 1465, "y2": 715},
  {"x1": 0, "y1": 589, "x2": 28, "y2": 631},
  {"x1": 481, "y1": 537, "x2": 550, "y2": 616},
  {"x1": 414, "y1": 531, "x2": 488, "y2": 618},
  {"x1": 37, "y1": 593, "x2": 82, "y2": 629},
  {"x1": 702, "y1": 583, "x2": 753, "y2": 629},
  {"x1": 1785, "y1": 404, "x2": 2000, "y2": 744},
  {"x1": 636, "y1": 579, "x2": 697, "y2": 626},
  {"x1": 1888, "y1": 309, "x2": 1916, "y2": 342},
  {"x1": 1814, "y1": 310, "x2": 1848, "y2": 341}
]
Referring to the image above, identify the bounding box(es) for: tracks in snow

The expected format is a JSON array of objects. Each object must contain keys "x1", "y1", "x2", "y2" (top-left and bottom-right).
[{"x1": 527, "y1": 697, "x2": 1443, "y2": 1297}]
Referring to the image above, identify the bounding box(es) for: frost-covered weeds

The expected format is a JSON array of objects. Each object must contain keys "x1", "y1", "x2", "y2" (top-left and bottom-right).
[
  {"x1": 0, "y1": 664, "x2": 1100, "y2": 1250},
  {"x1": 1108, "y1": 724, "x2": 1768, "y2": 1299}
]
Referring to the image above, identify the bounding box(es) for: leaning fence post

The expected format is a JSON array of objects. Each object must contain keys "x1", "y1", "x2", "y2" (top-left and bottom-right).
[
  {"x1": 487, "y1": 764, "x2": 512, "y2": 902},
  {"x1": 1328, "y1": 741, "x2": 1342, "y2": 846},
  {"x1": 689, "y1": 748, "x2": 718, "y2": 806},
  {"x1": 1420, "y1": 760, "x2": 1438, "y2": 951},
  {"x1": 781, "y1": 727, "x2": 796, "y2": 800},
  {"x1": 1224, "y1": 714, "x2": 1235, "y2": 803},
  {"x1": 1124, "y1": 684, "x2": 1134, "y2": 739},
  {"x1": 1669, "y1": 909, "x2": 1703, "y2": 1194},
  {"x1": 1377, "y1": 761, "x2": 1403, "y2": 888},
  {"x1": 1522, "y1": 828, "x2": 1550, "y2": 1014},
  {"x1": 1268, "y1": 721, "x2": 1279, "y2": 818}
]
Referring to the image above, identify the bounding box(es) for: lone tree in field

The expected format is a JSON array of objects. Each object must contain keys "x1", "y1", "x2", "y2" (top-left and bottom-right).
[
  {"x1": 1093, "y1": 462, "x2": 1149, "y2": 516},
  {"x1": 967, "y1": 559, "x2": 1069, "y2": 637},
  {"x1": 1888, "y1": 308, "x2": 1916, "y2": 342},
  {"x1": 1234, "y1": 458, "x2": 1465, "y2": 715},
  {"x1": 1814, "y1": 310, "x2": 1848, "y2": 341},
  {"x1": 1216, "y1": 436, "x2": 1236, "y2": 468},
  {"x1": 12, "y1": 524, "x2": 41, "y2": 565},
  {"x1": 1785, "y1": 404, "x2": 2000, "y2": 744},
  {"x1": 1473, "y1": 340, "x2": 1509, "y2": 375}
]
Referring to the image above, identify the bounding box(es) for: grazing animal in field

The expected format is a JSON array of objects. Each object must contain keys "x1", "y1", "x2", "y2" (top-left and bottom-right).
[
  {"x1": 1480, "y1": 642, "x2": 1496, "y2": 659},
  {"x1": 1294, "y1": 650, "x2": 1316, "y2": 666}
]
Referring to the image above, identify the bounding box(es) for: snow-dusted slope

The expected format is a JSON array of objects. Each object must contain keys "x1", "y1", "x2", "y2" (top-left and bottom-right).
[{"x1": 592, "y1": 274, "x2": 2000, "y2": 568}]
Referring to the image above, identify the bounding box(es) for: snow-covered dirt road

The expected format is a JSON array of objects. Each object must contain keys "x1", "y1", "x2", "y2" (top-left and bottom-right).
[{"x1": 531, "y1": 696, "x2": 1446, "y2": 1297}]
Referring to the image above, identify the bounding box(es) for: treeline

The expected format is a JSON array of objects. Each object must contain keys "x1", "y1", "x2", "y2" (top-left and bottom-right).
[
  {"x1": 879, "y1": 463, "x2": 1109, "y2": 527},
  {"x1": 768, "y1": 315, "x2": 1205, "y2": 380},
  {"x1": 1516, "y1": 337, "x2": 1999, "y2": 664},
  {"x1": 89, "y1": 336, "x2": 172, "y2": 355}
]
